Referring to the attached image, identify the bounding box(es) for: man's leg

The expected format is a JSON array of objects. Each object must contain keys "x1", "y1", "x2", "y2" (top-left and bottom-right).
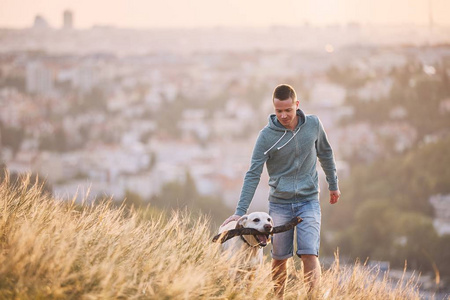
[
  {"x1": 294, "y1": 200, "x2": 322, "y2": 292},
  {"x1": 301, "y1": 254, "x2": 321, "y2": 292},
  {"x1": 269, "y1": 202, "x2": 294, "y2": 300},
  {"x1": 272, "y1": 258, "x2": 288, "y2": 299}
]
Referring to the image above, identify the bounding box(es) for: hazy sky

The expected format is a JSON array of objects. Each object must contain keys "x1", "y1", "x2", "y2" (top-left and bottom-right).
[{"x1": 1, "y1": 0, "x2": 449, "y2": 29}]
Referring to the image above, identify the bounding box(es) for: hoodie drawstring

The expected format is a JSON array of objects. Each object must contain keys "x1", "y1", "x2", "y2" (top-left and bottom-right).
[
  {"x1": 263, "y1": 127, "x2": 300, "y2": 155},
  {"x1": 277, "y1": 127, "x2": 300, "y2": 151},
  {"x1": 263, "y1": 130, "x2": 286, "y2": 155}
]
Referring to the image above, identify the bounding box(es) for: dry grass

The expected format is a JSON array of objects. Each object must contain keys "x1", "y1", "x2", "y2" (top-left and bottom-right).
[{"x1": 0, "y1": 175, "x2": 421, "y2": 299}]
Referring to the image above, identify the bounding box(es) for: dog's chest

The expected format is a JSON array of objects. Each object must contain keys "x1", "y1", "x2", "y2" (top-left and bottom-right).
[{"x1": 218, "y1": 222, "x2": 264, "y2": 265}]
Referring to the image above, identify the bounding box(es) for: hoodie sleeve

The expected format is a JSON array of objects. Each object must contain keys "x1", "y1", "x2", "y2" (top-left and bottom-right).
[
  {"x1": 235, "y1": 130, "x2": 269, "y2": 216},
  {"x1": 316, "y1": 117, "x2": 339, "y2": 191}
]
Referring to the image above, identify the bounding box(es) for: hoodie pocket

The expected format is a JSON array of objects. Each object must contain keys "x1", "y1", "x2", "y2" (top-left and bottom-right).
[
  {"x1": 270, "y1": 176, "x2": 295, "y2": 200},
  {"x1": 296, "y1": 174, "x2": 318, "y2": 197}
]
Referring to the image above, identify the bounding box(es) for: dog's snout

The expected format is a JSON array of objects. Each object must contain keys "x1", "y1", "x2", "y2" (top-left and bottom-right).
[{"x1": 264, "y1": 224, "x2": 273, "y2": 231}]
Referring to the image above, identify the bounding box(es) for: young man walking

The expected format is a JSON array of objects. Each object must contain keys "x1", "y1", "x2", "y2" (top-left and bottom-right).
[{"x1": 222, "y1": 84, "x2": 340, "y2": 298}]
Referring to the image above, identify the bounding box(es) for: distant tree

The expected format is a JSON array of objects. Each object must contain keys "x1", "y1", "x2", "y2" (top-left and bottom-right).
[
  {"x1": 83, "y1": 87, "x2": 107, "y2": 111},
  {"x1": 1, "y1": 76, "x2": 26, "y2": 92},
  {"x1": 151, "y1": 171, "x2": 196, "y2": 209},
  {"x1": 155, "y1": 96, "x2": 184, "y2": 138},
  {"x1": 38, "y1": 128, "x2": 68, "y2": 152},
  {"x1": 140, "y1": 131, "x2": 153, "y2": 144},
  {"x1": 441, "y1": 66, "x2": 450, "y2": 97},
  {"x1": 0, "y1": 166, "x2": 52, "y2": 197},
  {"x1": 406, "y1": 77, "x2": 442, "y2": 140},
  {"x1": 150, "y1": 171, "x2": 233, "y2": 226},
  {"x1": 0, "y1": 122, "x2": 25, "y2": 157},
  {"x1": 326, "y1": 65, "x2": 369, "y2": 89},
  {"x1": 190, "y1": 194, "x2": 233, "y2": 228},
  {"x1": 391, "y1": 212, "x2": 439, "y2": 272},
  {"x1": 348, "y1": 200, "x2": 398, "y2": 259},
  {"x1": 436, "y1": 235, "x2": 450, "y2": 277},
  {"x1": 54, "y1": 128, "x2": 68, "y2": 151},
  {"x1": 121, "y1": 190, "x2": 146, "y2": 209},
  {"x1": 148, "y1": 152, "x2": 157, "y2": 171},
  {"x1": 73, "y1": 87, "x2": 107, "y2": 113}
]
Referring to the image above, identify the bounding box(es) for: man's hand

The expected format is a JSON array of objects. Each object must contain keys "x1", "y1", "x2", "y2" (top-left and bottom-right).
[
  {"x1": 329, "y1": 190, "x2": 341, "y2": 204},
  {"x1": 221, "y1": 214, "x2": 241, "y2": 227}
]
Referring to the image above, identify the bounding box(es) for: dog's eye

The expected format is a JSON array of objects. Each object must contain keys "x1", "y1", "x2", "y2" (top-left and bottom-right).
[
  {"x1": 253, "y1": 218, "x2": 260, "y2": 222},
  {"x1": 267, "y1": 218, "x2": 271, "y2": 222}
]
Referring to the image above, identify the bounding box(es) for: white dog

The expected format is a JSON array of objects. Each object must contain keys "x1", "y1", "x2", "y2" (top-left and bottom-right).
[{"x1": 218, "y1": 212, "x2": 274, "y2": 266}]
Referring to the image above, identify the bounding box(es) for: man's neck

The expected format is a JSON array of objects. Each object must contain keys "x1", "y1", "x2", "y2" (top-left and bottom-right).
[{"x1": 286, "y1": 115, "x2": 299, "y2": 131}]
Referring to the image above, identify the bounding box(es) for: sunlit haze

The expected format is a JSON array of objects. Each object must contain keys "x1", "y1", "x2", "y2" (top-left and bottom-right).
[
  {"x1": 1, "y1": 0, "x2": 450, "y2": 29},
  {"x1": 1, "y1": 0, "x2": 450, "y2": 294}
]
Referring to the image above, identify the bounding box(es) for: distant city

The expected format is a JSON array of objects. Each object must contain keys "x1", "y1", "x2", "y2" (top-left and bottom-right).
[
  {"x1": 1, "y1": 10, "x2": 449, "y2": 231},
  {"x1": 1, "y1": 10, "x2": 450, "y2": 55}
]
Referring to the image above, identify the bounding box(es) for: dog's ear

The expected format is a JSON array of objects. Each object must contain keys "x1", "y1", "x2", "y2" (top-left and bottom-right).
[{"x1": 235, "y1": 215, "x2": 248, "y2": 229}]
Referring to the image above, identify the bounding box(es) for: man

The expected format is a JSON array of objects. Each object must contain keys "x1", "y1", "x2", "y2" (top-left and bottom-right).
[{"x1": 222, "y1": 84, "x2": 340, "y2": 298}]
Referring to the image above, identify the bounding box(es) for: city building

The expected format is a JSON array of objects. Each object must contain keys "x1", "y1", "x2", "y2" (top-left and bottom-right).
[
  {"x1": 63, "y1": 10, "x2": 73, "y2": 29},
  {"x1": 33, "y1": 15, "x2": 49, "y2": 29},
  {"x1": 26, "y1": 61, "x2": 54, "y2": 95}
]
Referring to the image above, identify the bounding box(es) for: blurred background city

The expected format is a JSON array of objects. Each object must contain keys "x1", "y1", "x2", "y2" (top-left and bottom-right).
[{"x1": 1, "y1": 0, "x2": 450, "y2": 295}]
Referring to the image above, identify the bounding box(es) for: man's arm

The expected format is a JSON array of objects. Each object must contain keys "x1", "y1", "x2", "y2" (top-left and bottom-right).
[
  {"x1": 235, "y1": 131, "x2": 268, "y2": 215},
  {"x1": 222, "y1": 131, "x2": 268, "y2": 226},
  {"x1": 316, "y1": 117, "x2": 340, "y2": 204}
]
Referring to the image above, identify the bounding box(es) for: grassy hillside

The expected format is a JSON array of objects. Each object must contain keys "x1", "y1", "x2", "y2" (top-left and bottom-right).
[
  {"x1": 0, "y1": 175, "x2": 420, "y2": 299},
  {"x1": 321, "y1": 137, "x2": 450, "y2": 275}
]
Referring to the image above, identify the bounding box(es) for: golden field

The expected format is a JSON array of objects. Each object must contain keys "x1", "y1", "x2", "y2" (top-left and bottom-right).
[{"x1": 0, "y1": 175, "x2": 420, "y2": 299}]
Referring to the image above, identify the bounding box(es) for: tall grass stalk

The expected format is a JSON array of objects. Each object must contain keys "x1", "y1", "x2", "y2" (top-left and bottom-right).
[{"x1": 0, "y1": 175, "x2": 420, "y2": 299}]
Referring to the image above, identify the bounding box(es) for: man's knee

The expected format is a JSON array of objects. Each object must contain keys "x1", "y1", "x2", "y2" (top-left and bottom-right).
[
  {"x1": 300, "y1": 254, "x2": 319, "y2": 269},
  {"x1": 300, "y1": 254, "x2": 317, "y2": 262},
  {"x1": 272, "y1": 258, "x2": 288, "y2": 269}
]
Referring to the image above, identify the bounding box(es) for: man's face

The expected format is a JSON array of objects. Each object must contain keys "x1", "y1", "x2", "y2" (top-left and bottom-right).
[{"x1": 273, "y1": 97, "x2": 299, "y2": 130}]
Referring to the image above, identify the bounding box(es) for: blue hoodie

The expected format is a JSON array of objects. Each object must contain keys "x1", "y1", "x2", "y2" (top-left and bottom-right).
[{"x1": 235, "y1": 109, "x2": 339, "y2": 216}]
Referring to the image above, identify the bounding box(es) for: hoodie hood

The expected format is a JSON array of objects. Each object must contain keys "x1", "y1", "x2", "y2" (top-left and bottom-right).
[
  {"x1": 263, "y1": 109, "x2": 307, "y2": 155},
  {"x1": 269, "y1": 109, "x2": 306, "y2": 131}
]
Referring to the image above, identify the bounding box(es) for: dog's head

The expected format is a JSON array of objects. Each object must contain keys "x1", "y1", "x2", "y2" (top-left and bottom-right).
[{"x1": 235, "y1": 212, "x2": 274, "y2": 247}]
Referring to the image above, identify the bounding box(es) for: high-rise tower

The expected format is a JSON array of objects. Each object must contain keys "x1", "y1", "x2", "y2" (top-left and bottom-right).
[{"x1": 63, "y1": 10, "x2": 73, "y2": 29}]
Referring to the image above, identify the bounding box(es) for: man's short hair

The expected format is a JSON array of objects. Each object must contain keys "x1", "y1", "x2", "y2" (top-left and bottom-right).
[{"x1": 273, "y1": 84, "x2": 297, "y2": 102}]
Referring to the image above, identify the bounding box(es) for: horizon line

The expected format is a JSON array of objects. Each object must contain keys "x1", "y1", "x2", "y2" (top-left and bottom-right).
[{"x1": 1, "y1": 21, "x2": 449, "y2": 31}]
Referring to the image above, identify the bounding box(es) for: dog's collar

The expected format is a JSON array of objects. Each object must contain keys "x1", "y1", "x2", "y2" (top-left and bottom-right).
[{"x1": 240, "y1": 235, "x2": 262, "y2": 248}]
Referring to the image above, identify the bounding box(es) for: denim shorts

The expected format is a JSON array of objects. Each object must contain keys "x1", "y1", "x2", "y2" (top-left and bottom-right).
[{"x1": 269, "y1": 200, "x2": 321, "y2": 260}]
